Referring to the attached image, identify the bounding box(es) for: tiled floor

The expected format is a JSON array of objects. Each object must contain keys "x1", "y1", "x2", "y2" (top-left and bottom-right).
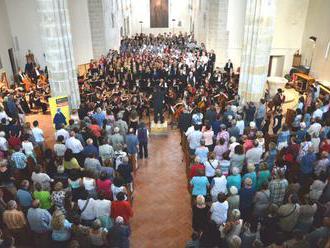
[
  {"x1": 26, "y1": 113, "x2": 192, "y2": 247},
  {"x1": 130, "y1": 131, "x2": 192, "y2": 248}
]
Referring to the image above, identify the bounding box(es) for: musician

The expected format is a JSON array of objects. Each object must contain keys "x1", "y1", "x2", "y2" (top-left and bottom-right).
[{"x1": 224, "y1": 59, "x2": 233, "y2": 78}]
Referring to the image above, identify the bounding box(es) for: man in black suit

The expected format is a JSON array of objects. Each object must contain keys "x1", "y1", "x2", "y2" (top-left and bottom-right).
[
  {"x1": 152, "y1": 84, "x2": 166, "y2": 123},
  {"x1": 224, "y1": 59, "x2": 233, "y2": 78}
]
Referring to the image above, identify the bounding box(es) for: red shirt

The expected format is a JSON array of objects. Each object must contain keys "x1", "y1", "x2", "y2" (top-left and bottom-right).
[
  {"x1": 111, "y1": 200, "x2": 133, "y2": 224},
  {"x1": 96, "y1": 179, "x2": 112, "y2": 200},
  {"x1": 8, "y1": 136, "x2": 21, "y2": 149},
  {"x1": 89, "y1": 125, "x2": 102, "y2": 138},
  {"x1": 190, "y1": 164, "x2": 205, "y2": 179}
]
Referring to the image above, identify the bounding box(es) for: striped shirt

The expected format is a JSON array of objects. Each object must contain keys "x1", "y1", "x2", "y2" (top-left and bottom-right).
[
  {"x1": 3, "y1": 209, "x2": 27, "y2": 230},
  {"x1": 11, "y1": 152, "x2": 27, "y2": 169}
]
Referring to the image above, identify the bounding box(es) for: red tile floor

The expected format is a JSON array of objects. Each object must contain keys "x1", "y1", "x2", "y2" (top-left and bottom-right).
[{"x1": 27, "y1": 113, "x2": 192, "y2": 248}]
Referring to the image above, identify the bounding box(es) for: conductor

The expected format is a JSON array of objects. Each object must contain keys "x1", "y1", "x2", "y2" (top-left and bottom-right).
[{"x1": 152, "y1": 84, "x2": 166, "y2": 123}]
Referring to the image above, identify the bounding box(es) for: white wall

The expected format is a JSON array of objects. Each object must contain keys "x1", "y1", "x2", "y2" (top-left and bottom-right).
[
  {"x1": 0, "y1": 0, "x2": 14, "y2": 80},
  {"x1": 5, "y1": 0, "x2": 46, "y2": 70},
  {"x1": 301, "y1": 0, "x2": 330, "y2": 81},
  {"x1": 68, "y1": 0, "x2": 94, "y2": 65},
  {"x1": 270, "y1": 0, "x2": 309, "y2": 76},
  {"x1": 5, "y1": 0, "x2": 93, "y2": 69},
  {"x1": 130, "y1": 0, "x2": 191, "y2": 35}
]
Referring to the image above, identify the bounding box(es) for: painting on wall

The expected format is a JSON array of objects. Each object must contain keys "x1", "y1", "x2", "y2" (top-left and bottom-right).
[
  {"x1": 150, "y1": 0, "x2": 169, "y2": 28},
  {"x1": 0, "y1": 56, "x2": 2, "y2": 70}
]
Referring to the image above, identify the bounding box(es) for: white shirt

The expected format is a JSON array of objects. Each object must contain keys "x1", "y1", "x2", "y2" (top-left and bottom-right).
[
  {"x1": 0, "y1": 137, "x2": 8, "y2": 151},
  {"x1": 308, "y1": 123, "x2": 322, "y2": 136},
  {"x1": 65, "y1": 137, "x2": 83, "y2": 154},
  {"x1": 22, "y1": 141, "x2": 34, "y2": 155},
  {"x1": 211, "y1": 176, "x2": 228, "y2": 197},
  {"x1": 83, "y1": 177, "x2": 95, "y2": 191},
  {"x1": 78, "y1": 198, "x2": 97, "y2": 220},
  {"x1": 0, "y1": 111, "x2": 10, "y2": 123},
  {"x1": 111, "y1": 185, "x2": 126, "y2": 201},
  {"x1": 210, "y1": 201, "x2": 229, "y2": 225},
  {"x1": 313, "y1": 109, "x2": 323, "y2": 119},
  {"x1": 94, "y1": 199, "x2": 111, "y2": 217},
  {"x1": 54, "y1": 143, "x2": 67, "y2": 157},
  {"x1": 229, "y1": 142, "x2": 239, "y2": 157},
  {"x1": 55, "y1": 128, "x2": 70, "y2": 141},
  {"x1": 204, "y1": 159, "x2": 219, "y2": 177},
  {"x1": 185, "y1": 126, "x2": 194, "y2": 137},
  {"x1": 32, "y1": 127, "x2": 44, "y2": 142},
  {"x1": 31, "y1": 172, "x2": 52, "y2": 188},
  {"x1": 236, "y1": 120, "x2": 245, "y2": 135},
  {"x1": 246, "y1": 147, "x2": 263, "y2": 165}
]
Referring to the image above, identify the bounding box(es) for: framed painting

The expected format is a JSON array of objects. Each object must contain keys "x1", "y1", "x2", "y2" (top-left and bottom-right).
[{"x1": 150, "y1": 0, "x2": 169, "y2": 28}]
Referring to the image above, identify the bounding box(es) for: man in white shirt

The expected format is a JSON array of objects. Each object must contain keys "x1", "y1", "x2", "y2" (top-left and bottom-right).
[
  {"x1": 0, "y1": 131, "x2": 8, "y2": 152},
  {"x1": 308, "y1": 119, "x2": 322, "y2": 136},
  {"x1": 55, "y1": 125, "x2": 70, "y2": 141},
  {"x1": 65, "y1": 131, "x2": 83, "y2": 154},
  {"x1": 246, "y1": 140, "x2": 263, "y2": 165},
  {"x1": 312, "y1": 103, "x2": 323, "y2": 119},
  {"x1": 32, "y1": 120, "x2": 45, "y2": 151},
  {"x1": 236, "y1": 115, "x2": 245, "y2": 135},
  {"x1": 210, "y1": 193, "x2": 229, "y2": 225}
]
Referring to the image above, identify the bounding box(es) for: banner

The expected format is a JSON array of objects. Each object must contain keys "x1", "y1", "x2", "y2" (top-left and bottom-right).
[{"x1": 48, "y1": 96, "x2": 70, "y2": 128}]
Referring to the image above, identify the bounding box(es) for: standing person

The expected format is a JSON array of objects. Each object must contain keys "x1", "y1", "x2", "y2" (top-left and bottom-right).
[
  {"x1": 32, "y1": 120, "x2": 45, "y2": 151},
  {"x1": 137, "y1": 122, "x2": 149, "y2": 159},
  {"x1": 255, "y1": 98, "x2": 266, "y2": 130},
  {"x1": 239, "y1": 178, "x2": 255, "y2": 222},
  {"x1": 111, "y1": 192, "x2": 133, "y2": 224},
  {"x1": 272, "y1": 108, "x2": 283, "y2": 135},
  {"x1": 51, "y1": 210, "x2": 72, "y2": 247},
  {"x1": 2, "y1": 200, "x2": 29, "y2": 246},
  {"x1": 126, "y1": 128, "x2": 139, "y2": 171},
  {"x1": 27, "y1": 200, "x2": 52, "y2": 247},
  {"x1": 187, "y1": 125, "x2": 203, "y2": 155},
  {"x1": 53, "y1": 108, "x2": 67, "y2": 130},
  {"x1": 107, "y1": 216, "x2": 131, "y2": 248},
  {"x1": 210, "y1": 193, "x2": 229, "y2": 225},
  {"x1": 192, "y1": 195, "x2": 209, "y2": 233}
]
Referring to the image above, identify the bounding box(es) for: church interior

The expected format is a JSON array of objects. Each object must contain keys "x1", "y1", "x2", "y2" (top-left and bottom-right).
[{"x1": 0, "y1": 0, "x2": 329, "y2": 247}]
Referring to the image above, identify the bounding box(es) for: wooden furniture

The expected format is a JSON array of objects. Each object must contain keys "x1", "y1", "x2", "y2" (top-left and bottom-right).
[
  {"x1": 293, "y1": 73, "x2": 315, "y2": 92},
  {"x1": 292, "y1": 54, "x2": 302, "y2": 67},
  {"x1": 319, "y1": 81, "x2": 330, "y2": 95}
]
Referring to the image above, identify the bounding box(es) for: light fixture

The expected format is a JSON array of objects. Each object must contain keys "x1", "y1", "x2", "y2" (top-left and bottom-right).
[
  {"x1": 139, "y1": 21, "x2": 143, "y2": 34},
  {"x1": 309, "y1": 36, "x2": 317, "y2": 43}
]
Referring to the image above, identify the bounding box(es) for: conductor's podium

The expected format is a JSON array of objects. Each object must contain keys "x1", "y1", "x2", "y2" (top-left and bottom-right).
[{"x1": 150, "y1": 121, "x2": 168, "y2": 136}]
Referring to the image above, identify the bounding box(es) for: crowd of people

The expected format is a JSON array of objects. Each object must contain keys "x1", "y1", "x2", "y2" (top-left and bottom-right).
[
  {"x1": 182, "y1": 80, "x2": 330, "y2": 246},
  {"x1": 0, "y1": 31, "x2": 328, "y2": 248}
]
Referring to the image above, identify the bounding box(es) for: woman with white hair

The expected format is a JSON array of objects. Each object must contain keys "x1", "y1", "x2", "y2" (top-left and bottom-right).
[
  {"x1": 192, "y1": 195, "x2": 209, "y2": 232},
  {"x1": 210, "y1": 169, "x2": 227, "y2": 201},
  {"x1": 227, "y1": 186, "x2": 240, "y2": 218},
  {"x1": 227, "y1": 167, "x2": 242, "y2": 192},
  {"x1": 223, "y1": 209, "x2": 243, "y2": 244}
]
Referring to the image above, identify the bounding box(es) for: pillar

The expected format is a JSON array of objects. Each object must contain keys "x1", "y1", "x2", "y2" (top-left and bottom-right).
[
  {"x1": 88, "y1": 0, "x2": 106, "y2": 58},
  {"x1": 36, "y1": 0, "x2": 80, "y2": 109},
  {"x1": 238, "y1": 0, "x2": 275, "y2": 103}
]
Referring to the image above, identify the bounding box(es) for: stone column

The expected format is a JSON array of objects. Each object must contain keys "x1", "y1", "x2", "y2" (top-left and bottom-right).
[
  {"x1": 88, "y1": 0, "x2": 106, "y2": 58},
  {"x1": 238, "y1": 0, "x2": 275, "y2": 103},
  {"x1": 36, "y1": 0, "x2": 80, "y2": 109}
]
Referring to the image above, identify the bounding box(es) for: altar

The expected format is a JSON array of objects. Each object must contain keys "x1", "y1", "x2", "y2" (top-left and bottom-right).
[{"x1": 267, "y1": 76, "x2": 288, "y2": 97}]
